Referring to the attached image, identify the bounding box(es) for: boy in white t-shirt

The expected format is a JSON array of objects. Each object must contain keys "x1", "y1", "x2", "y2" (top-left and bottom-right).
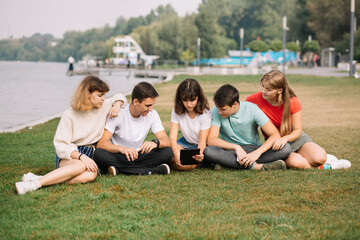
[{"x1": 94, "y1": 82, "x2": 173, "y2": 175}]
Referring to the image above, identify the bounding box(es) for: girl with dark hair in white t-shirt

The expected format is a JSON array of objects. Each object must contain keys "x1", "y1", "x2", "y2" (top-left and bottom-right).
[{"x1": 169, "y1": 79, "x2": 212, "y2": 171}]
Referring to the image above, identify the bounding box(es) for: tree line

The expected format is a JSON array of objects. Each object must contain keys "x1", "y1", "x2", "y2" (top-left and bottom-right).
[{"x1": 0, "y1": 0, "x2": 359, "y2": 62}]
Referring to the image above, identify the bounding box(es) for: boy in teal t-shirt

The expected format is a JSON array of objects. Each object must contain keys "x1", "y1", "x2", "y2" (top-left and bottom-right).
[{"x1": 204, "y1": 84, "x2": 291, "y2": 170}]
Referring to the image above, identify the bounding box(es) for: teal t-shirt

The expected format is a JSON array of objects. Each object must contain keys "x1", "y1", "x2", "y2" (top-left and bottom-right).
[{"x1": 211, "y1": 101, "x2": 269, "y2": 145}]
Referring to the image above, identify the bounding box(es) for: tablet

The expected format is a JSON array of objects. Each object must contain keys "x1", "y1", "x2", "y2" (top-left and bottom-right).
[{"x1": 180, "y1": 148, "x2": 200, "y2": 165}]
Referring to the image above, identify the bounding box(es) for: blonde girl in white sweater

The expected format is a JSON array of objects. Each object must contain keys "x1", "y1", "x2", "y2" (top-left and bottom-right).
[{"x1": 16, "y1": 75, "x2": 127, "y2": 194}]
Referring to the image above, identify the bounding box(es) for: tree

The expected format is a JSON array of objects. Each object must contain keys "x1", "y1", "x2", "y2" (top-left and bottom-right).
[
  {"x1": 195, "y1": 9, "x2": 226, "y2": 58},
  {"x1": 269, "y1": 40, "x2": 283, "y2": 52},
  {"x1": 303, "y1": 40, "x2": 320, "y2": 53},
  {"x1": 335, "y1": 31, "x2": 360, "y2": 61},
  {"x1": 248, "y1": 40, "x2": 269, "y2": 52},
  {"x1": 286, "y1": 42, "x2": 300, "y2": 52},
  {"x1": 287, "y1": 0, "x2": 314, "y2": 43},
  {"x1": 306, "y1": 0, "x2": 360, "y2": 48},
  {"x1": 180, "y1": 49, "x2": 196, "y2": 66},
  {"x1": 113, "y1": 17, "x2": 128, "y2": 36}
]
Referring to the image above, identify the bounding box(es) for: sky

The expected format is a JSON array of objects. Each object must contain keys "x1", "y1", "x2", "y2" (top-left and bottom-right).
[{"x1": 0, "y1": 0, "x2": 202, "y2": 40}]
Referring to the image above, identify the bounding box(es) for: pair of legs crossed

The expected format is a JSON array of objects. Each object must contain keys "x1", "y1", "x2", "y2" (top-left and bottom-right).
[
  {"x1": 39, "y1": 147, "x2": 97, "y2": 187},
  {"x1": 94, "y1": 147, "x2": 173, "y2": 175},
  {"x1": 285, "y1": 132, "x2": 326, "y2": 169},
  {"x1": 204, "y1": 144, "x2": 292, "y2": 170}
]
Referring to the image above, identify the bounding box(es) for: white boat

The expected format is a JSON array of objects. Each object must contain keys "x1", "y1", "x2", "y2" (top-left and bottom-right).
[{"x1": 111, "y1": 36, "x2": 159, "y2": 69}]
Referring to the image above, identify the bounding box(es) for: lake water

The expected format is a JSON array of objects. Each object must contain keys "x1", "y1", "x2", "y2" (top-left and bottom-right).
[{"x1": 0, "y1": 61, "x2": 159, "y2": 132}]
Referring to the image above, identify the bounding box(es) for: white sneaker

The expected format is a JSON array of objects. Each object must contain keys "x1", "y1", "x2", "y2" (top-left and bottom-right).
[
  {"x1": 107, "y1": 166, "x2": 118, "y2": 176},
  {"x1": 21, "y1": 172, "x2": 41, "y2": 182},
  {"x1": 325, "y1": 154, "x2": 338, "y2": 165},
  {"x1": 15, "y1": 181, "x2": 41, "y2": 195},
  {"x1": 330, "y1": 159, "x2": 352, "y2": 169}
]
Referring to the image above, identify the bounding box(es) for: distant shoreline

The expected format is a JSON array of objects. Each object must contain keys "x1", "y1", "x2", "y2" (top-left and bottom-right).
[{"x1": 0, "y1": 76, "x2": 178, "y2": 133}]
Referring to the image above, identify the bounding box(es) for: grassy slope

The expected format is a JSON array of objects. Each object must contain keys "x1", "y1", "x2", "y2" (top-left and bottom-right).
[{"x1": 1, "y1": 74, "x2": 359, "y2": 239}]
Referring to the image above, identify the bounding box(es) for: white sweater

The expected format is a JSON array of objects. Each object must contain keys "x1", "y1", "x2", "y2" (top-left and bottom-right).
[{"x1": 53, "y1": 94, "x2": 127, "y2": 159}]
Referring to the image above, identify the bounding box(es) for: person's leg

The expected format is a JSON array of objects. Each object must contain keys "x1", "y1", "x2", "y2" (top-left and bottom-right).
[
  {"x1": 16, "y1": 159, "x2": 96, "y2": 195},
  {"x1": 94, "y1": 148, "x2": 151, "y2": 175},
  {"x1": 39, "y1": 159, "x2": 97, "y2": 186},
  {"x1": 244, "y1": 143, "x2": 292, "y2": 164},
  {"x1": 296, "y1": 142, "x2": 326, "y2": 168},
  {"x1": 135, "y1": 147, "x2": 173, "y2": 168},
  {"x1": 170, "y1": 141, "x2": 200, "y2": 171},
  {"x1": 203, "y1": 146, "x2": 246, "y2": 169},
  {"x1": 285, "y1": 152, "x2": 312, "y2": 169}
]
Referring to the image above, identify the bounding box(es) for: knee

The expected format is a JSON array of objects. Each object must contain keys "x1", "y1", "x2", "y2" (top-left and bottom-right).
[
  {"x1": 204, "y1": 146, "x2": 219, "y2": 156},
  {"x1": 75, "y1": 171, "x2": 97, "y2": 184},
  {"x1": 312, "y1": 150, "x2": 327, "y2": 166},
  {"x1": 161, "y1": 147, "x2": 174, "y2": 161},
  {"x1": 72, "y1": 161, "x2": 87, "y2": 173},
  {"x1": 286, "y1": 153, "x2": 310, "y2": 169},
  {"x1": 82, "y1": 171, "x2": 97, "y2": 183},
  {"x1": 278, "y1": 143, "x2": 292, "y2": 159}
]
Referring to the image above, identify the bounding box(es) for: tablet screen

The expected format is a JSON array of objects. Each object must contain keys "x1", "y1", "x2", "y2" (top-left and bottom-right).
[{"x1": 180, "y1": 148, "x2": 200, "y2": 165}]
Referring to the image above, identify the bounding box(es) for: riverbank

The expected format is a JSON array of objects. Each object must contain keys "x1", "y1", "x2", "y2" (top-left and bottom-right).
[
  {"x1": 1, "y1": 74, "x2": 359, "y2": 239},
  {"x1": 0, "y1": 63, "x2": 355, "y2": 133},
  {"x1": 0, "y1": 61, "x2": 162, "y2": 132}
]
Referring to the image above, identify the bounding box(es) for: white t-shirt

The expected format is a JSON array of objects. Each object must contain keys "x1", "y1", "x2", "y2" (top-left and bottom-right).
[
  {"x1": 105, "y1": 105, "x2": 164, "y2": 150},
  {"x1": 170, "y1": 109, "x2": 212, "y2": 145}
]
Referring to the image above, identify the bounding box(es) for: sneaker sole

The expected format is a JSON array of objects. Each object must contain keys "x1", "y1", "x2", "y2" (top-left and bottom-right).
[
  {"x1": 15, "y1": 182, "x2": 25, "y2": 195},
  {"x1": 161, "y1": 164, "x2": 170, "y2": 175},
  {"x1": 108, "y1": 166, "x2": 117, "y2": 176}
]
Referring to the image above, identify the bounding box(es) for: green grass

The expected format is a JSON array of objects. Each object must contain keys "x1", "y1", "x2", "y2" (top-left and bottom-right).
[{"x1": 1, "y1": 74, "x2": 359, "y2": 239}]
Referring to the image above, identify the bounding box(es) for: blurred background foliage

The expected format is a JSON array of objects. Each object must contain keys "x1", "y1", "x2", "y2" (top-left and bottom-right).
[{"x1": 0, "y1": 0, "x2": 359, "y2": 62}]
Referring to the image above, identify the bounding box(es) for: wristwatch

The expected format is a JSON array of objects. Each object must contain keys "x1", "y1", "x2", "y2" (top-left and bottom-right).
[{"x1": 152, "y1": 139, "x2": 160, "y2": 149}]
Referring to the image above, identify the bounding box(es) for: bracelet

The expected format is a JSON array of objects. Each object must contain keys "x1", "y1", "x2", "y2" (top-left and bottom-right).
[{"x1": 78, "y1": 153, "x2": 83, "y2": 160}]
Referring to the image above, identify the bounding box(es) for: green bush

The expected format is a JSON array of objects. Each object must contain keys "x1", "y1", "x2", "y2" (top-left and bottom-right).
[
  {"x1": 286, "y1": 42, "x2": 300, "y2": 52},
  {"x1": 269, "y1": 40, "x2": 283, "y2": 52},
  {"x1": 248, "y1": 40, "x2": 269, "y2": 52},
  {"x1": 303, "y1": 40, "x2": 320, "y2": 53}
]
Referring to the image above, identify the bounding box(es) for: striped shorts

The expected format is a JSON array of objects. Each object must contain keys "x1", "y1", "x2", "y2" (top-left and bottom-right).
[{"x1": 56, "y1": 145, "x2": 95, "y2": 168}]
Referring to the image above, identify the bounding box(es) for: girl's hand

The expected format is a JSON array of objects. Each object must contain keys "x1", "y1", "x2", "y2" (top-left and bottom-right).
[
  {"x1": 174, "y1": 151, "x2": 182, "y2": 167},
  {"x1": 108, "y1": 101, "x2": 124, "y2": 119},
  {"x1": 193, "y1": 153, "x2": 204, "y2": 162},
  {"x1": 80, "y1": 155, "x2": 98, "y2": 172},
  {"x1": 272, "y1": 137, "x2": 288, "y2": 151}
]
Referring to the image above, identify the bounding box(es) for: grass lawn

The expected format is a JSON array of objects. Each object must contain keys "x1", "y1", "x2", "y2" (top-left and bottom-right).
[{"x1": 1, "y1": 74, "x2": 359, "y2": 239}]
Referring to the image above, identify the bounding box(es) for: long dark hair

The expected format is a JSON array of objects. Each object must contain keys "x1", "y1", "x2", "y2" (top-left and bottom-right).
[{"x1": 174, "y1": 78, "x2": 209, "y2": 115}]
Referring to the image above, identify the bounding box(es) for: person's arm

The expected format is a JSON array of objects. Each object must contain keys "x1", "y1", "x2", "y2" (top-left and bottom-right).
[
  {"x1": 97, "y1": 129, "x2": 139, "y2": 161},
  {"x1": 272, "y1": 111, "x2": 302, "y2": 150},
  {"x1": 70, "y1": 150, "x2": 98, "y2": 172},
  {"x1": 169, "y1": 122, "x2": 181, "y2": 166},
  {"x1": 107, "y1": 94, "x2": 128, "y2": 119},
  {"x1": 243, "y1": 121, "x2": 280, "y2": 167},
  {"x1": 108, "y1": 100, "x2": 124, "y2": 119},
  {"x1": 192, "y1": 128, "x2": 209, "y2": 162},
  {"x1": 139, "y1": 130, "x2": 170, "y2": 154},
  {"x1": 54, "y1": 111, "x2": 98, "y2": 172},
  {"x1": 207, "y1": 125, "x2": 247, "y2": 161}
]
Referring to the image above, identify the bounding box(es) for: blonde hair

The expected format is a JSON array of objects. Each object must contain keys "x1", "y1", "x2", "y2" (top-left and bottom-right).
[
  {"x1": 71, "y1": 75, "x2": 109, "y2": 111},
  {"x1": 260, "y1": 70, "x2": 296, "y2": 136}
]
